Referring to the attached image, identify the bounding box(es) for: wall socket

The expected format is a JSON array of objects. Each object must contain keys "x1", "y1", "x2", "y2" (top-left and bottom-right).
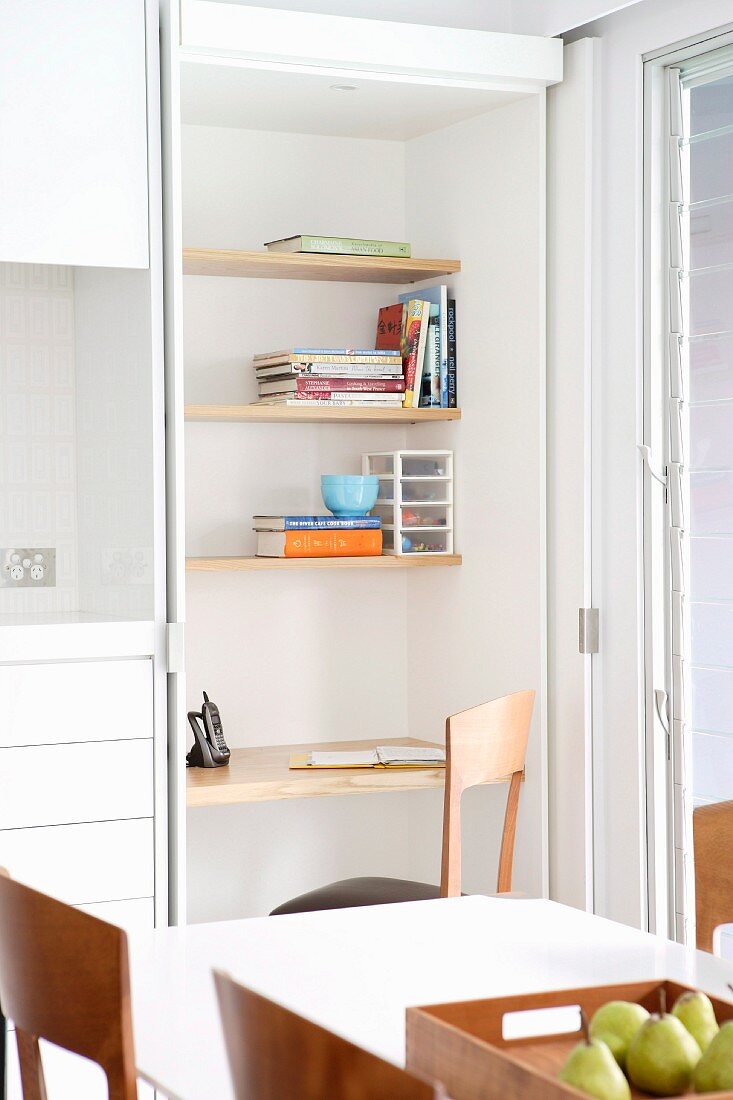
[{"x1": 0, "y1": 548, "x2": 56, "y2": 588}]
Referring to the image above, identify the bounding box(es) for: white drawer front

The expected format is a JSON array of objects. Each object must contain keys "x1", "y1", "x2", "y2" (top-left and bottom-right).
[
  {"x1": 0, "y1": 658, "x2": 153, "y2": 748},
  {"x1": 80, "y1": 896, "x2": 155, "y2": 934},
  {"x1": 0, "y1": 739, "x2": 153, "y2": 829},
  {"x1": 0, "y1": 818, "x2": 154, "y2": 905},
  {"x1": 6, "y1": 1035, "x2": 156, "y2": 1100}
]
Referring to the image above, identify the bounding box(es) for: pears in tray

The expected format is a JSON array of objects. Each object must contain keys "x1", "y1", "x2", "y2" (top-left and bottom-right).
[{"x1": 557, "y1": 986, "x2": 733, "y2": 1098}]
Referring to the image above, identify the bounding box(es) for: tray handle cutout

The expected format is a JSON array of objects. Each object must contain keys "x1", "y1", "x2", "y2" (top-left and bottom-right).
[{"x1": 502, "y1": 1004, "x2": 582, "y2": 1043}]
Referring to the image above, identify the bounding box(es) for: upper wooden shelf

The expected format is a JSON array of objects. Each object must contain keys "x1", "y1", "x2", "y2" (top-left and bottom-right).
[
  {"x1": 187, "y1": 554, "x2": 462, "y2": 572},
  {"x1": 185, "y1": 404, "x2": 461, "y2": 425},
  {"x1": 186, "y1": 737, "x2": 450, "y2": 807},
  {"x1": 183, "y1": 248, "x2": 461, "y2": 284}
]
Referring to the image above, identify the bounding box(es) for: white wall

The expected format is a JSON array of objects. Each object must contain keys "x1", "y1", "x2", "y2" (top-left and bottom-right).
[
  {"x1": 563, "y1": 0, "x2": 733, "y2": 928},
  {"x1": 403, "y1": 98, "x2": 546, "y2": 897}
]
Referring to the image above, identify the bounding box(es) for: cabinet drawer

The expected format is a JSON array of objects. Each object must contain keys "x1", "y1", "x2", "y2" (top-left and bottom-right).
[
  {"x1": 6, "y1": 1036, "x2": 156, "y2": 1100},
  {"x1": 0, "y1": 739, "x2": 153, "y2": 829},
  {"x1": 0, "y1": 818, "x2": 154, "y2": 904},
  {"x1": 0, "y1": 658, "x2": 153, "y2": 748},
  {"x1": 80, "y1": 896, "x2": 155, "y2": 934}
]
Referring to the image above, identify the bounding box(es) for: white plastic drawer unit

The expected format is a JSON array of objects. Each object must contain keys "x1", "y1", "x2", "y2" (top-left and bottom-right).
[
  {"x1": 0, "y1": 739, "x2": 153, "y2": 830},
  {"x1": 0, "y1": 818, "x2": 154, "y2": 905},
  {"x1": 0, "y1": 658, "x2": 153, "y2": 748}
]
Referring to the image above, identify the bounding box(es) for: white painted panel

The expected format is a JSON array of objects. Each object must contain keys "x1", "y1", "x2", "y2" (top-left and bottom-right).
[
  {"x1": 0, "y1": 659, "x2": 153, "y2": 748},
  {"x1": 546, "y1": 39, "x2": 598, "y2": 912},
  {"x1": 0, "y1": 819, "x2": 154, "y2": 904},
  {"x1": 6, "y1": 1035, "x2": 155, "y2": 1100},
  {"x1": 80, "y1": 896, "x2": 155, "y2": 933},
  {"x1": 0, "y1": 0, "x2": 148, "y2": 267},
  {"x1": 0, "y1": 740, "x2": 153, "y2": 829},
  {"x1": 181, "y1": 1, "x2": 563, "y2": 88},
  {"x1": 693, "y1": 730, "x2": 733, "y2": 804}
]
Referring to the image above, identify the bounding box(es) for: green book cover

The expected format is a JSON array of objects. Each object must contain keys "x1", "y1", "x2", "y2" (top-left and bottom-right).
[{"x1": 265, "y1": 235, "x2": 411, "y2": 258}]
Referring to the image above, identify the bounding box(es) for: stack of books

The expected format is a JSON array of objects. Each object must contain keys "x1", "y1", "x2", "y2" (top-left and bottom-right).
[
  {"x1": 376, "y1": 288, "x2": 457, "y2": 409},
  {"x1": 253, "y1": 348, "x2": 405, "y2": 408},
  {"x1": 253, "y1": 514, "x2": 382, "y2": 558}
]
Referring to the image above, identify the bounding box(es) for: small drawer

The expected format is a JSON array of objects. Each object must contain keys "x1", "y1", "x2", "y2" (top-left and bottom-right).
[
  {"x1": 0, "y1": 818, "x2": 154, "y2": 904},
  {"x1": 364, "y1": 454, "x2": 394, "y2": 476},
  {"x1": 400, "y1": 529, "x2": 453, "y2": 555},
  {"x1": 401, "y1": 455, "x2": 450, "y2": 478},
  {"x1": 401, "y1": 479, "x2": 451, "y2": 504},
  {"x1": 0, "y1": 658, "x2": 153, "y2": 748},
  {"x1": 0, "y1": 739, "x2": 153, "y2": 829},
  {"x1": 400, "y1": 503, "x2": 450, "y2": 529}
]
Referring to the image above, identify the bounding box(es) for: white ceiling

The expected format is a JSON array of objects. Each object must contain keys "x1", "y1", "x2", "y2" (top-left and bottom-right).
[{"x1": 181, "y1": 59, "x2": 528, "y2": 140}]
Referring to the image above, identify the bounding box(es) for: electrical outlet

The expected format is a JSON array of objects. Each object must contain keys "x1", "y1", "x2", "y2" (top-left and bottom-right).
[
  {"x1": 101, "y1": 548, "x2": 153, "y2": 586},
  {"x1": 0, "y1": 548, "x2": 56, "y2": 588}
]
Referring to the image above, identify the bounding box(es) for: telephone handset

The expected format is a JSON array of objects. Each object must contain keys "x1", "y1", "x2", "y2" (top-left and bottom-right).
[{"x1": 187, "y1": 691, "x2": 231, "y2": 768}]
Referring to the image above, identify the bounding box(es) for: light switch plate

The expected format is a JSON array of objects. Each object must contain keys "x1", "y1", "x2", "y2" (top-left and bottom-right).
[{"x1": 0, "y1": 548, "x2": 56, "y2": 588}]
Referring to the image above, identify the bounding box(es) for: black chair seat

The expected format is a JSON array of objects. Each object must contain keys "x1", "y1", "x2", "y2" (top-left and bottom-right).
[{"x1": 270, "y1": 876, "x2": 444, "y2": 916}]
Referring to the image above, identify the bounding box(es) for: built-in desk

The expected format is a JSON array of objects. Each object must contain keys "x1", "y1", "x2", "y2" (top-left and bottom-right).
[{"x1": 185, "y1": 737, "x2": 459, "y2": 807}]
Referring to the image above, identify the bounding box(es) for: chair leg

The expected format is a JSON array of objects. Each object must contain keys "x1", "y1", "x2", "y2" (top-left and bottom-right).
[
  {"x1": 497, "y1": 771, "x2": 523, "y2": 894},
  {"x1": 16, "y1": 1030, "x2": 47, "y2": 1100}
]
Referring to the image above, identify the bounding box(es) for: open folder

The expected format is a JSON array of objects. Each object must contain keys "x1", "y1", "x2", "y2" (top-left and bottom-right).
[{"x1": 289, "y1": 745, "x2": 446, "y2": 770}]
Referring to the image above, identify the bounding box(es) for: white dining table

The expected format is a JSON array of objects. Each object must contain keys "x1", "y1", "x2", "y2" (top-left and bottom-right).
[{"x1": 128, "y1": 895, "x2": 733, "y2": 1100}]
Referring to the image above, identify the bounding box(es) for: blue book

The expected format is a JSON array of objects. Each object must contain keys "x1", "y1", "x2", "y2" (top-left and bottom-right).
[
  {"x1": 399, "y1": 286, "x2": 449, "y2": 406},
  {"x1": 253, "y1": 515, "x2": 381, "y2": 531},
  {"x1": 290, "y1": 347, "x2": 400, "y2": 357}
]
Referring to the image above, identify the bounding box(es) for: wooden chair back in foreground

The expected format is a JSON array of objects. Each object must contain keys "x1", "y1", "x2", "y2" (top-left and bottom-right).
[
  {"x1": 0, "y1": 871, "x2": 138, "y2": 1100},
  {"x1": 694, "y1": 799, "x2": 733, "y2": 953},
  {"x1": 441, "y1": 688, "x2": 535, "y2": 897},
  {"x1": 214, "y1": 970, "x2": 444, "y2": 1100}
]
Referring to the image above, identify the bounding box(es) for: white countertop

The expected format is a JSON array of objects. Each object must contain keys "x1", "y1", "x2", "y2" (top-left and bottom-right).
[{"x1": 129, "y1": 895, "x2": 733, "y2": 1100}]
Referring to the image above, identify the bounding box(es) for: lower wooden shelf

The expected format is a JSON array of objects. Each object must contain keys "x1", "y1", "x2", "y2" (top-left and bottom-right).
[
  {"x1": 186, "y1": 554, "x2": 462, "y2": 571},
  {"x1": 186, "y1": 737, "x2": 448, "y2": 807}
]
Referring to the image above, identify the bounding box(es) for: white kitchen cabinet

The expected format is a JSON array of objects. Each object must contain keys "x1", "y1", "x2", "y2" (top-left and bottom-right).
[
  {"x1": 0, "y1": 740, "x2": 153, "y2": 830},
  {"x1": 0, "y1": 819, "x2": 155, "y2": 905},
  {"x1": 0, "y1": 0, "x2": 149, "y2": 268},
  {"x1": 0, "y1": 659, "x2": 153, "y2": 748}
]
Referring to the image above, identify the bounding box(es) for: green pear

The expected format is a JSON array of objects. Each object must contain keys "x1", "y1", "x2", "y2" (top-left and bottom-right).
[
  {"x1": 558, "y1": 1037, "x2": 631, "y2": 1100},
  {"x1": 671, "y1": 990, "x2": 719, "y2": 1051},
  {"x1": 589, "y1": 1001, "x2": 650, "y2": 1069},
  {"x1": 693, "y1": 1019, "x2": 733, "y2": 1092},
  {"x1": 626, "y1": 1013, "x2": 701, "y2": 1096}
]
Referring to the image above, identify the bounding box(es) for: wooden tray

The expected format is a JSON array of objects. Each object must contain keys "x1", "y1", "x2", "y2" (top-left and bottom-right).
[{"x1": 406, "y1": 980, "x2": 733, "y2": 1100}]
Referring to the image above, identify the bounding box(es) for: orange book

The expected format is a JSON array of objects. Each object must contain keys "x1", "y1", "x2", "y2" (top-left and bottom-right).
[{"x1": 256, "y1": 529, "x2": 382, "y2": 558}]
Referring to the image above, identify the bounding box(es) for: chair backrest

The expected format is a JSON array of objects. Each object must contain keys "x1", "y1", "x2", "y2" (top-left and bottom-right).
[
  {"x1": 440, "y1": 689, "x2": 535, "y2": 898},
  {"x1": 214, "y1": 971, "x2": 443, "y2": 1100},
  {"x1": 694, "y1": 799, "x2": 733, "y2": 953},
  {"x1": 0, "y1": 871, "x2": 137, "y2": 1100}
]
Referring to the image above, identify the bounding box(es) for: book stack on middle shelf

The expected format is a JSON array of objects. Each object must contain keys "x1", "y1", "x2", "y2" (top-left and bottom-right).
[{"x1": 253, "y1": 348, "x2": 405, "y2": 408}]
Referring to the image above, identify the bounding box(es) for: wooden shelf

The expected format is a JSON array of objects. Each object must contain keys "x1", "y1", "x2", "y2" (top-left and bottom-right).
[
  {"x1": 183, "y1": 248, "x2": 461, "y2": 284},
  {"x1": 187, "y1": 554, "x2": 462, "y2": 572},
  {"x1": 186, "y1": 737, "x2": 452, "y2": 807},
  {"x1": 185, "y1": 404, "x2": 461, "y2": 425}
]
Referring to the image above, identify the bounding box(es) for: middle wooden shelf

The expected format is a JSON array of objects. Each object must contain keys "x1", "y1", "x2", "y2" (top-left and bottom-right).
[{"x1": 185, "y1": 404, "x2": 461, "y2": 424}]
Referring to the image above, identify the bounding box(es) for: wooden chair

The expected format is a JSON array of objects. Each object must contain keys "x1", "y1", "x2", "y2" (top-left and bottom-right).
[
  {"x1": 271, "y1": 689, "x2": 535, "y2": 915},
  {"x1": 0, "y1": 871, "x2": 139, "y2": 1100},
  {"x1": 214, "y1": 969, "x2": 444, "y2": 1100},
  {"x1": 694, "y1": 799, "x2": 733, "y2": 953}
]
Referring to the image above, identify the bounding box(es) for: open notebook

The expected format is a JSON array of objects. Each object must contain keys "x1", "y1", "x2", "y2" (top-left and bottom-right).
[{"x1": 289, "y1": 745, "x2": 446, "y2": 770}]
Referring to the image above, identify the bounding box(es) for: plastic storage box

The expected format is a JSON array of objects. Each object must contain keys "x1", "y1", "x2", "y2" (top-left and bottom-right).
[{"x1": 362, "y1": 450, "x2": 454, "y2": 556}]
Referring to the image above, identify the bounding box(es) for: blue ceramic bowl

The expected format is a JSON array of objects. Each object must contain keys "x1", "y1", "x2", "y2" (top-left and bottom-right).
[{"x1": 321, "y1": 474, "x2": 379, "y2": 517}]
